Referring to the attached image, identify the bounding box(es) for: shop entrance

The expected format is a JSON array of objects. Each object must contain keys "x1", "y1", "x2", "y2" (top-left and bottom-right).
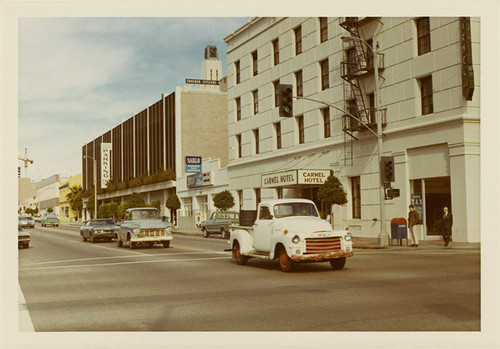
[{"x1": 411, "y1": 177, "x2": 451, "y2": 237}]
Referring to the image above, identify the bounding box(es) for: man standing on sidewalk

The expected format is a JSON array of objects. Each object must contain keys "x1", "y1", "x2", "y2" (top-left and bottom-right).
[
  {"x1": 408, "y1": 205, "x2": 419, "y2": 247},
  {"x1": 441, "y1": 206, "x2": 453, "y2": 247}
]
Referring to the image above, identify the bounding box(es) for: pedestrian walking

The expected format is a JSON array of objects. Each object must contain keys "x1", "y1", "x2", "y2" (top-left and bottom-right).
[
  {"x1": 408, "y1": 205, "x2": 419, "y2": 247},
  {"x1": 441, "y1": 206, "x2": 453, "y2": 247}
]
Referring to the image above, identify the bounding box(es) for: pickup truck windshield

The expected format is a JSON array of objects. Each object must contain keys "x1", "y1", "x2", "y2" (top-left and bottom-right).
[
  {"x1": 90, "y1": 219, "x2": 115, "y2": 226},
  {"x1": 273, "y1": 203, "x2": 319, "y2": 218},
  {"x1": 131, "y1": 210, "x2": 158, "y2": 220}
]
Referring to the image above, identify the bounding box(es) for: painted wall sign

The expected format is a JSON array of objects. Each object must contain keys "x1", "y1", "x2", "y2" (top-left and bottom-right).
[
  {"x1": 185, "y1": 156, "x2": 202, "y2": 173},
  {"x1": 460, "y1": 17, "x2": 475, "y2": 101},
  {"x1": 186, "y1": 171, "x2": 213, "y2": 188},
  {"x1": 411, "y1": 193, "x2": 424, "y2": 222},
  {"x1": 262, "y1": 169, "x2": 331, "y2": 188},
  {"x1": 297, "y1": 170, "x2": 331, "y2": 185},
  {"x1": 185, "y1": 78, "x2": 220, "y2": 85},
  {"x1": 101, "y1": 143, "x2": 112, "y2": 188}
]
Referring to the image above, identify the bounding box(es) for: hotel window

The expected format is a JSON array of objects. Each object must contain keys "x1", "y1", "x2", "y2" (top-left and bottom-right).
[
  {"x1": 416, "y1": 17, "x2": 431, "y2": 55},
  {"x1": 252, "y1": 50, "x2": 258, "y2": 76},
  {"x1": 319, "y1": 17, "x2": 328, "y2": 43},
  {"x1": 238, "y1": 190, "x2": 243, "y2": 210},
  {"x1": 235, "y1": 97, "x2": 241, "y2": 121},
  {"x1": 235, "y1": 60, "x2": 241, "y2": 84},
  {"x1": 252, "y1": 89, "x2": 259, "y2": 115},
  {"x1": 346, "y1": 99, "x2": 359, "y2": 128},
  {"x1": 277, "y1": 187, "x2": 283, "y2": 199},
  {"x1": 320, "y1": 59, "x2": 329, "y2": 90},
  {"x1": 274, "y1": 80, "x2": 280, "y2": 107},
  {"x1": 294, "y1": 26, "x2": 302, "y2": 55},
  {"x1": 420, "y1": 76, "x2": 434, "y2": 115},
  {"x1": 351, "y1": 176, "x2": 361, "y2": 219},
  {"x1": 322, "y1": 107, "x2": 331, "y2": 138},
  {"x1": 365, "y1": 38, "x2": 374, "y2": 68},
  {"x1": 346, "y1": 47, "x2": 357, "y2": 75},
  {"x1": 295, "y1": 70, "x2": 303, "y2": 97},
  {"x1": 274, "y1": 122, "x2": 282, "y2": 149},
  {"x1": 272, "y1": 38, "x2": 279, "y2": 65},
  {"x1": 236, "y1": 134, "x2": 242, "y2": 158},
  {"x1": 253, "y1": 128, "x2": 259, "y2": 154},
  {"x1": 368, "y1": 93, "x2": 375, "y2": 124},
  {"x1": 297, "y1": 115, "x2": 305, "y2": 144}
]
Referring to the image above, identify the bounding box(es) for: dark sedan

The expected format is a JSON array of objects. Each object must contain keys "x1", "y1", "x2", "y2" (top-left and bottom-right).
[
  {"x1": 80, "y1": 219, "x2": 118, "y2": 243},
  {"x1": 18, "y1": 216, "x2": 35, "y2": 229}
]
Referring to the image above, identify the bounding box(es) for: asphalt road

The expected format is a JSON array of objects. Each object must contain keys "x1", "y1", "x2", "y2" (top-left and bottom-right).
[{"x1": 18, "y1": 225, "x2": 480, "y2": 331}]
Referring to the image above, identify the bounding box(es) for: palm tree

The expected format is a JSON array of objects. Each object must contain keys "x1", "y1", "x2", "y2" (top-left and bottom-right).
[{"x1": 66, "y1": 185, "x2": 84, "y2": 221}]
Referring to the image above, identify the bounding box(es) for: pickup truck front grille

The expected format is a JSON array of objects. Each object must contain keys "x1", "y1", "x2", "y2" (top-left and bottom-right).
[
  {"x1": 138, "y1": 230, "x2": 165, "y2": 238},
  {"x1": 305, "y1": 237, "x2": 342, "y2": 254}
]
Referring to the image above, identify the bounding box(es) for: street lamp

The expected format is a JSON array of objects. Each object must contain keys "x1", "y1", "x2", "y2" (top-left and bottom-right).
[
  {"x1": 341, "y1": 34, "x2": 388, "y2": 246},
  {"x1": 83, "y1": 155, "x2": 97, "y2": 220}
]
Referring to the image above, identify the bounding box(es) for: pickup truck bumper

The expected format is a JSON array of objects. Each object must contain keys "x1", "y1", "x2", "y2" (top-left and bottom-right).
[
  {"x1": 130, "y1": 236, "x2": 173, "y2": 243},
  {"x1": 291, "y1": 250, "x2": 354, "y2": 262}
]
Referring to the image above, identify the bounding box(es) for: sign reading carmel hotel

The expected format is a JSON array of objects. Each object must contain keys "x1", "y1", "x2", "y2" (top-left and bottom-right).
[
  {"x1": 101, "y1": 143, "x2": 112, "y2": 188},
  {"x1": 261, "y1": 170, "x2": 331, "y2": 188}
]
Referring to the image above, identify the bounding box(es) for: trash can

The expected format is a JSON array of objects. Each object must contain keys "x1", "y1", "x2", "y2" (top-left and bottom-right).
[{"x1": 390, "y1": 218, "x2": 408, "y2": 246}]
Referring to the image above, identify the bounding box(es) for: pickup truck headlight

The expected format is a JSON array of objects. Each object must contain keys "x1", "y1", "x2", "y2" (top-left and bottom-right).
[
  {"x1": 344, "y1": 232, "x2": 352, "y2": 241},
  {"x1": 292, "y1": 235, "x2": 301, "y2": 244}
]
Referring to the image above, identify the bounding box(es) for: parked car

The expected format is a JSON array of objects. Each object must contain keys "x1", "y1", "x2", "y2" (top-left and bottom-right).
[
  {"x1": 117, "y1": 208, "x2": 173, "y2": 249},
  {"x1": 80, "y1": 218, "x2": 118, "y2": 243},
  {"x1": 33, "y1": 215, "x2": 42, "y2": 223},
  {"x1": 18, "y1": 216, "x2": 35, "y2": 229},
  {"x1": 18, "y1": 226, "x2": 30, "y2": 248},
  {"x1": 201, "y1": 211, "x2": 239, "y2": 239},
  {"x1": 41, "y1": 212, "x2": 59, "y2": 227}
]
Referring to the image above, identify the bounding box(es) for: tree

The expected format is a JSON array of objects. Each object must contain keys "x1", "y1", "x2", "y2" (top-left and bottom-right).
[
  {"x1": 86, "y1": 193, "x2": 96, "y2": 219},
  {"x1": 213, "y1": 190, "x2": 235, "y2": 211},
  {"x1": 117, "y1": 202, "x2": 130, "y2": 220},
  {"x1": 107, "y1": 202, "x2": 119, "y2": 220},
  {"x1": 317, "y1": 175, "x2": 348, "y2": 222},
  {"x1": 66, "y1": 185, "x2": 84, "y2": 220},
  {"x1": 166, "y1": 194, "x2": 181, "y2": 225},
  {"x1": 127, "y1": 192, "x2": 146, "y2": 208},
  {"x1": 148, "y1": 200, "x2": 161, "y2": 211}
]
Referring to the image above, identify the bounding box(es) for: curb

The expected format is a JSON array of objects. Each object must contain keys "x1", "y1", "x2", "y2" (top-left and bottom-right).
[{"x1": 19, "y1": 285, "x2": 34, "y2": 332}]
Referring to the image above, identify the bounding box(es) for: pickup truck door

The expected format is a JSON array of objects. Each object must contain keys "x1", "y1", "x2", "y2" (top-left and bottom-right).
[
  {"x1": 206, "y1": 212, "x2": 216, "y2": 232},
  {"x1": 253, "y1": 205, "x2": 273, "y2": 252}
]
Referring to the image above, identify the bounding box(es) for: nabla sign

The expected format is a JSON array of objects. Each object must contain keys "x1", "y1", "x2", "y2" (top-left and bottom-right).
[{"x1": 101, "y1": 143, "x2": 112, "y2": 188}]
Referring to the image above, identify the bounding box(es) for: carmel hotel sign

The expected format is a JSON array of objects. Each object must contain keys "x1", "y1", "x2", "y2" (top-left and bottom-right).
[{"x1": 261, "y1": 170, "x2": 331, "y2": 188}]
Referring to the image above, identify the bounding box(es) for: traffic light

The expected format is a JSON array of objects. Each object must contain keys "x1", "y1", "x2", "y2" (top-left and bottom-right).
[
  {"x1": 278, "y1": 84, "x2": 293, "y2": 117},
  {"x1": 381, "y1": 156, "x2": 395, "y2": 183}
]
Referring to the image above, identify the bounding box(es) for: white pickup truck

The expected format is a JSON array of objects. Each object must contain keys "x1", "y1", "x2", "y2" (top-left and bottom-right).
[{"x1": 229, "y1": 199, "x2": 354, "y2": 272}]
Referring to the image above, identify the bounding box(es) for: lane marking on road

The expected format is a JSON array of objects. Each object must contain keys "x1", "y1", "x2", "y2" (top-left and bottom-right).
[
  {"x1": 171, "y1": 245, "x2": 229, "y2": 255},
  {"x1": 354, "y1": 249, "x2": 480, "y2": 255},
  {"x1": 19, "y1": 256, "x2": 231, "y2": 271},
  {"x1": 20, "y1": 251, "x2": 226, "y2": 266}
]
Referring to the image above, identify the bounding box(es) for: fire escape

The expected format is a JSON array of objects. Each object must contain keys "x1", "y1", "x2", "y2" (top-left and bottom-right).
[{"x1": 339, "y1": 17, "x2": 386, "y2": 165}]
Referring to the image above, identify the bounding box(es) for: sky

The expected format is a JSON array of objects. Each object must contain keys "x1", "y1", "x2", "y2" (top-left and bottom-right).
[{"x1": 18, "y1": 17, "x2": 250, "y2": 182}]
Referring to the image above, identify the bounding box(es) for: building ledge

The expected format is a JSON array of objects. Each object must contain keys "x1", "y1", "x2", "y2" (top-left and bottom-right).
[{"x1": 97, "y1": 180, "x2": 176, "y2": 201}]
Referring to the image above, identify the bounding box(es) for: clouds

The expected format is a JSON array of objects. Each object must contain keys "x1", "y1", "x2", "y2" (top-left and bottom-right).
[{"x1": 18, "y1": 17, "x2": 250, "y2": 181}]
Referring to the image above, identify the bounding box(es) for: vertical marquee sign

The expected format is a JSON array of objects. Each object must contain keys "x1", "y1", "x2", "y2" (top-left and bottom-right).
[{"x1": 101, "y1": 143, "x2": 112, "y2": 188}]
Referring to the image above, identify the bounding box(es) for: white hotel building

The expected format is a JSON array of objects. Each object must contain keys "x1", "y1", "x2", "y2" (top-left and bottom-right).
[{"x1": 224, "y1": 17, "x2": 480, "y2": 243}]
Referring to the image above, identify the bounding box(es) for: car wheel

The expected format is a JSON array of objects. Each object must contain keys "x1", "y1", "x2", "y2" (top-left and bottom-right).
[
  {"x1": 91, "y1": 234, "x2": 96, "y2": 243},
  {"x1": 25, "y1": 243, "x2": 29, "y2": 248},
  {"x1": 221, "y1": 228, "x2": 229, "y2": 240},
  {"x1": 278, "y1": 246, "x2": 294, "y2": 272},
  {"x1": 82, "y1": 234, "x2": 87, "y2": 242},
  {"x1": 117, "y1": 237, "x2": 123, "y2": 247},
  {"x1": 129, "y1": 240, "x2": 136, "y2": 249},
  {"x1": 162, "y1": 241, "x2": 170, "y2": 248},
  {"x1": 202, "y1": 227, "x2": 209, "y2": 238},
  {"x1": 329, "y1": 257, "x2": 346, "y2": 270},
  {"x1": 233, "y1": 241, "x2": 248, "y2": 265}
]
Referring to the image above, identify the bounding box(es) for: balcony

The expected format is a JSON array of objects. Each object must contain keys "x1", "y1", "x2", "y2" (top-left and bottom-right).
[
  {"x1": 342, "y1": 108, "x2": 387, "y2": 133},
  {"x1": 341, "y1": 53, "x2": 385, "y2": 79}
]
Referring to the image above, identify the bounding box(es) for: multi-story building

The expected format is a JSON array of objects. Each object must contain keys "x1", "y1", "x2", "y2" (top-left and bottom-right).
[
  {"x1": 37, "y1": 174, "x2": 69, "y2": 216},
  {"x1": 82, "y1": 45, "x2": 228, "y2": 221},
  {"x1": 224, "y1": 17, "x2": 480, "y2": 242},
  {"x1": 59, "y1": 174, "x2": 82, "y2": 222},
  {"x1": 18, "y1": 177, "x2": 38, "y2": 213}
]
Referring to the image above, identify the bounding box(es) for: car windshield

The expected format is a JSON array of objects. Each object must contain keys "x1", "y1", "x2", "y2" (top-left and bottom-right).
[
  {"x1": 131, "y1": 210, "x2": 158, "y2": 220},
  {"x1": 90, "y1": 219, "x2": 115, "y2": 226},
  {"x1": 219, "y1": 213, "x2": 238, "y2": 219},
  {"x1": 273, "y1": 203, "x2": 319, "y2": 218}
]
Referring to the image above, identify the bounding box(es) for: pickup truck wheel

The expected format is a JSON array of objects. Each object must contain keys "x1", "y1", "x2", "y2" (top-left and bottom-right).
[
  {"x1": 330, "y1": 257, "x2": 346, "y2": 270},
  {"x1": 221, "y1": 228, "x2": 229, "y2": 240},
  {"x1": 233, "y1": 242, "x2": 248, "y2": 265},
  {"x1": 117, "y1": 238, "x2": 123, "y2": 247},
  {"x1": 278, "y1": 247, "x2": 294, "y2": 272},
  {"x1": 202, "y1": 227, "x2": 209, "y2": 238},
  {"x1": 129, "y1": 240, "x2": 136, "y2": 249},
  {"x1": 162, "y1": 241, "x2": 170, "y2": 248},
  {"x1": 82, "y1": 234, "x2": 87, "y2": 242}
]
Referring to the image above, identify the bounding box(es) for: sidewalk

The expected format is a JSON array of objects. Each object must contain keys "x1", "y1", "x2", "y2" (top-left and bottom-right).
[{"x1": 19, "y1": 285, "x2": 34, "y2": 332}]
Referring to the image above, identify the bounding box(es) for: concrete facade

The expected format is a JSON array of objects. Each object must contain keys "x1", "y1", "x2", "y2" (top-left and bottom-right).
[
  {"x1": 224, "y1": 17, "x2": 480, "y2": 242},
  {"x1": 58, "y1": 174, "x2": 82, "y2": 222},
  {"x1": 37, "y1": 174, "x2": 69, "y2": 216},
  {"x1": 18, "y1": 178, "x2": 38, "y2": 213}
]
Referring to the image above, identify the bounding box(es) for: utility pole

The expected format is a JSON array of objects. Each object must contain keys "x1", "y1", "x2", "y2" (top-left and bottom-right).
[{"x1": 18, "y1": 148, "x2": 34, "y2": 178}]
